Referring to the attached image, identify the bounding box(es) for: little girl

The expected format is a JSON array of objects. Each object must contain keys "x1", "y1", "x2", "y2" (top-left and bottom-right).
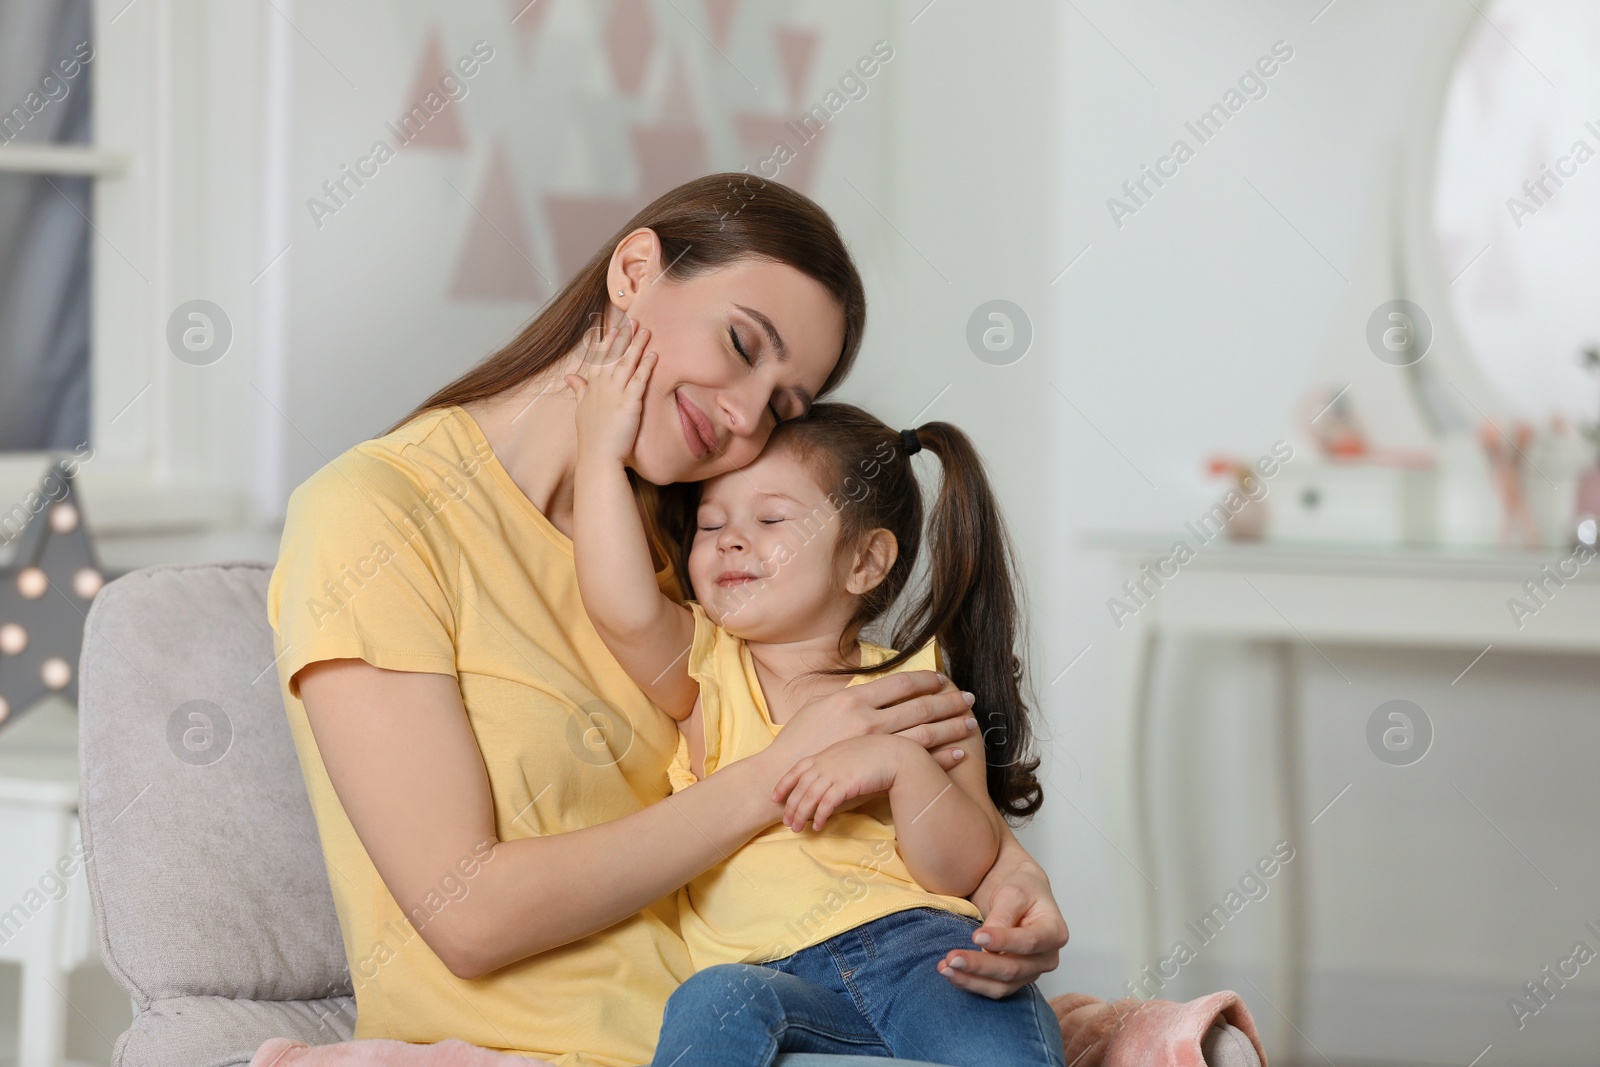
[{"x1": 566, "y1": 326, "x2": 1063, "y2": 1067}]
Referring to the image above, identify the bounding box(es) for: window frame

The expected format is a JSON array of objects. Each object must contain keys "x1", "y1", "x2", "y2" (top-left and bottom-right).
[{"x1": 0, "y1": 0, "x2": 275, "y2": 535}]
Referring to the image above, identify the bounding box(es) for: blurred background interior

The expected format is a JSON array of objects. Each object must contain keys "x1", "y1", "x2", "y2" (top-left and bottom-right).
[{"x1": 0, "y1": 1, "x2": 1597, "y2": 1064}]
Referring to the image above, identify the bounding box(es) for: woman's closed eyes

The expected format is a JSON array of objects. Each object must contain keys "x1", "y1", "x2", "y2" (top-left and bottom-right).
[
  {"x1": 728, "y1": 324, "x2": 751, "y2": 364},
  {"x1": 728, "y1": 322, "x2": 785, "y2": 427}
]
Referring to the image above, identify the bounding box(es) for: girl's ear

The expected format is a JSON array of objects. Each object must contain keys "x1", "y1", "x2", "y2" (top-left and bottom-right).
[{"x1": 845, "y1": 528, "x2": 898, "y2": 596}]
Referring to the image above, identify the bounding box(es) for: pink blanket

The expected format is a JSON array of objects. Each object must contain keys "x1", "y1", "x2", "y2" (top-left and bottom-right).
[
  {"x1": 1051, "y1": 990, "x2": 1267, "y2": 1067},
  {"x1": 249, "y1": 990, "x2": 1264, "y2": 1067}
]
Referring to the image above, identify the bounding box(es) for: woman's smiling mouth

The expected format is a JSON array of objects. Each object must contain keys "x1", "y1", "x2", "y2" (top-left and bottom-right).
[{"x1": 675, "y1": 390, "x2": 717, "y2": 459}]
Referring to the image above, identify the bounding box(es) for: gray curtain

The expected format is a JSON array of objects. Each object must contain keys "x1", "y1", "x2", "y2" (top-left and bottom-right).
[{"x1": 0, "y1": 0, "x2": 92, "y2": 451}]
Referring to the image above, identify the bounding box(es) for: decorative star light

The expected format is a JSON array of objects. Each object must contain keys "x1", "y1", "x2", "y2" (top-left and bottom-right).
[{"x1": 0, "y1": 462, "x2": 112, "y2": 727}]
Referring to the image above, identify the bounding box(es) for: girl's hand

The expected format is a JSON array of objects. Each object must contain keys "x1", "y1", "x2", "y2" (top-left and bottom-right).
[
  {"x1": 773, "y1": 735, "x2": 940, "y2": 831},
  {"x1": 753, "y1": 671, "x2": 976, "y2": 792},
  {"x1": 565, "y1": 317, "x2": 655, "y2": 464}
]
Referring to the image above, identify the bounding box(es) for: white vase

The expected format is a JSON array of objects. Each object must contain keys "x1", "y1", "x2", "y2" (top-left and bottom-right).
[
  {"x1": 1434, "y1": 432, "x2": 1498, "y2": 546},
  {"x1": 1526, "y1": 423, "x2": 1592, "y2": 548}
]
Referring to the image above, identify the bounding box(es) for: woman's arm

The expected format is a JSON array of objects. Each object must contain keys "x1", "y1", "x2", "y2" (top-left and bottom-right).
[
  {"x1": 298, "y1": 658, "x2": 978, "y2": 979},
  {"x1": 937, "y1": 825, "x2": 1069, "y2": 998},
  {"x1": 567, "y1": 319, "x2": 696, "y2": 717}
]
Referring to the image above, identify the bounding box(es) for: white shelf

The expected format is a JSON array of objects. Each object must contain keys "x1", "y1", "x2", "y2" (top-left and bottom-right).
[
  {"x1": 0, "y1": 144, "x2": 127, "y2": 176},
  {"x1": 1078, "y1": 528, "x2": 1598, "y2": 581}
]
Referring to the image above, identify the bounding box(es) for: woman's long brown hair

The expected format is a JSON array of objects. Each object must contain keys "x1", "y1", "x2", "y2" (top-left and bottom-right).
[
  {"x1": 765, "y1": 403, "x2": 1044, "y2": 824},
  {"x1": 387, "y1": 173, "x2": 866, "y2": 431}
]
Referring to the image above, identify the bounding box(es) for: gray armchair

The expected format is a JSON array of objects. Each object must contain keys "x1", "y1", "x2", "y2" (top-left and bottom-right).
[
  {"x1": 79, "y1": 562, "x2": 355, "y2": 1067},
  {"x1": 77, "y1": 562, "x2": 1258, "y2": 1067}
]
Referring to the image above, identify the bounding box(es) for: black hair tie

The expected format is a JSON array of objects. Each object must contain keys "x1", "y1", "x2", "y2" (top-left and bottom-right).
[{"x1": 900, "y1": 428, "x2": 921, "y2": 456}]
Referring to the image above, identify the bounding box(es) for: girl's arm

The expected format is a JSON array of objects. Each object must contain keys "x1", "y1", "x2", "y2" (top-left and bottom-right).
[
  {"x1": 885, "y1": 723, "x2": 1003, "y2": 896},
  {"x1": 567, "y1": 319, "x2": 696, "y2": 718},
  {"x1": 772, "y1": 707, "x2": 1003, "y2": 898},
  {"x1": 297, "y1": 658, "x2": 978, "y2": 979}
]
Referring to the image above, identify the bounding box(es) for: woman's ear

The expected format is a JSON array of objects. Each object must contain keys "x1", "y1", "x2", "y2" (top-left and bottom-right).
[
  {"x1": 608, "y1": 227, "x2": 664, "y2": 306},
  {"x1": 845, "y1": 529, "x2": 899, "y2": 596}
]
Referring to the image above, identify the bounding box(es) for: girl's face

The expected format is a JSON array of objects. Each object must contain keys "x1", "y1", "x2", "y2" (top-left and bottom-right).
[
  {"x1": 688, "y1": 445, "x2": 863, "y2": 643},
  {"x1": 613, "y1": 251, "x2": 846, "y2": 486}
]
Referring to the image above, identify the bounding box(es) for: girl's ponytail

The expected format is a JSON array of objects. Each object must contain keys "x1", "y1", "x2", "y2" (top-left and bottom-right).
[{"x1": 892, "y1": 423, "x2": 1043, "y2": 822}]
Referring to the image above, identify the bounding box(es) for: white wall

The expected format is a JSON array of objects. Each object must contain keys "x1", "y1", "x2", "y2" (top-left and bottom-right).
[{"x1": 1035, "y1": 1, "x2": 1600, "y2": 1063}]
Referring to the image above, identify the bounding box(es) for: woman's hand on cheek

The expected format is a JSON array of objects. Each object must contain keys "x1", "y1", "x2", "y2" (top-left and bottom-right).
[
  {"x1": 565, "y1": 317, "x2": 655, "y2": 465},
  {"x1": 936, "y1": 869, "x2": 1068, "y2": 998}
]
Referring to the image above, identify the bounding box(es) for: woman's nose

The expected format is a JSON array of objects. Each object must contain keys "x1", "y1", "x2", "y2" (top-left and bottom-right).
[{"x1": 718, "y1": 380, "x2": 771, "y2": 438}]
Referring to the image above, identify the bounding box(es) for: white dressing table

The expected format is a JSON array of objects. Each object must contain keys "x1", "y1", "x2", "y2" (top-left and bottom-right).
[{"x1": 1084, "y1": 532, "x2": 1600, "y2": 1058}]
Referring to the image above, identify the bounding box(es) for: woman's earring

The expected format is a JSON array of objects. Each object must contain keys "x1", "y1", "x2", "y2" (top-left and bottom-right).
[{"x1": 617, "y1": 289, "x2": 625, "y2": 297}]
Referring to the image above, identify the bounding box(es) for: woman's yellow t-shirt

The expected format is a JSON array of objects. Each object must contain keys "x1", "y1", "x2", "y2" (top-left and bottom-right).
[
  {"x1": 266, "y1": 406, "x2": 693, "y2": 1067},
  {"x1": 666, "y1": 602, "x2": 983, "y2": 969}
]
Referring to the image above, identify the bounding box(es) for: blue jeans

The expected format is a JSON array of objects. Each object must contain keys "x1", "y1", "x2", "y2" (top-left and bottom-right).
[{"x1": 650, "y1": 906, "x2": 1066, "y2": 1067}]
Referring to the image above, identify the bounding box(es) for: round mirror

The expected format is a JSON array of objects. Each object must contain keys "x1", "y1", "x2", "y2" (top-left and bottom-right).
[{"x1": 1433, "y1": 0, "x2": 1600, "y2": 424}]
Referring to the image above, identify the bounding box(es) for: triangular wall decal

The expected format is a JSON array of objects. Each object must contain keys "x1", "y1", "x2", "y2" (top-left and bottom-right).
[
  {"x1": 604, "y1": 0, "x2": 655, "y2": 96},
  {"x1": 396, "y1": 29, "x2": 468, "y2": 151},
  {"x1": 773, "y1": 26, "x2": 818, "y2": 110},
  {"x1": 659, "y1": 51, "x2": 697, "y2": 127},
  {"x1": 631, "y1": 123, "x2": 709, "y2": 201},
  {"x1": 449, "y1": 142, "x2": 544, "y2": 300},
  {"x1": 543, "y1": 194, "x2": 641, "y2": 282},
  {"x1": 734, "y1": 113, "x2": 825, "y2": 194},
  {"x1": 704, "y1": 0, "x2": 738, "y2": 50}
]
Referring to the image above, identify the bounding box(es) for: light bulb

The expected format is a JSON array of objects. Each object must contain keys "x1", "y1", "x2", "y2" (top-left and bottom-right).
[
  {"x1": 17, "y1": 568, "x2": 47, "y2": 599},
  {"x1": 41, "y1": 657, "x2": 72, "y2": 690},
  {"x1": 0, "y1": 623, "x2": 25, "y2": 655},
  {"x1": 73, "y1": 568, "x2": 103, "y2": 599}
]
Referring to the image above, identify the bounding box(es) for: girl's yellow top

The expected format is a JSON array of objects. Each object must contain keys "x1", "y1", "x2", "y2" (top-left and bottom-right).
[
  {"x1": 267, "y1": 406, "x2": 694, "y2": 1067},
  {"x1": 667, "y1": 602, "x2": 984, "y2": 969}
]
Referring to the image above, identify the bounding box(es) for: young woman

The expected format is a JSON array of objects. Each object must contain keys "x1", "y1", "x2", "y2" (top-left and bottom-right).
[{"x1": 267, "y1": 174, "x2": 1068, "y2": 1067}]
